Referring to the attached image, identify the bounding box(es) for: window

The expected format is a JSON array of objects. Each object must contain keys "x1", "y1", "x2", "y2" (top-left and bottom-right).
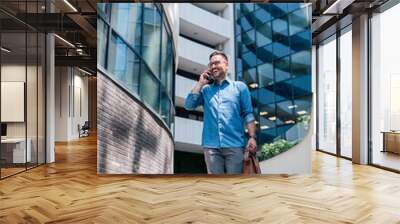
[
  {"x1": 289, "y1": 7, "x2": 310, "y2": 35},
  {"x1": 370, "y1": 3, "x2": 400, "y2": 171},
  {"x1": 291, "y1": 50, "x2": 311, "y2": 78},
  {"x1": 258, "y1": 62, "x2": 274, "y2": 87},
  {"x1": 160, "y1": 89, "x2": 171, "y2": 124},
  {"x1": 274, "y1": 55, "x2": 290, "y2": 82},
  {"x1": 142, "y1": 3, "x2": 161, "y2": 77},
  {"x1": 254, "y1": 7, "x2": 272, "y2": 26},
  {"x1": 97, "y1": 18, "x2": 108, "y2": 68},
  {"x1": 317, "y1": 35, "x2": 337, "y2": 154},
  {"x1": 140, "y1": 63, "x2": 160, "y2": 112},
  {"x1": 97, "y1": 3, "x2": 175, "y2": 129},
  {"x1": 256, "y1": 22, "x2": 272, "y2": 47},
  {"x1": 339, "y1": 27, "x2": 352, "y2": 158},
  {"x1": 111, "y1": 3, "x2": 142, "y2": 52},
  {"x1": 241, "y1": 29, "x2": 256, "y2": 54},
  {"x1": 108, "y1": 32, "x2": 140, "y2": 94}
]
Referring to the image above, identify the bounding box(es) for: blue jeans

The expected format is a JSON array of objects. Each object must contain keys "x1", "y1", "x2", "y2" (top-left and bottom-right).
[{"x1": 203, "y1": 147, "x2": 244, "y2": 174}]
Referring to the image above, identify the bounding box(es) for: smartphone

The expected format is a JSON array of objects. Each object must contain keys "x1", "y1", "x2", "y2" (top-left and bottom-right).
[{"x1": 206, "y1": 71, "x2": 215, "y2": 84}]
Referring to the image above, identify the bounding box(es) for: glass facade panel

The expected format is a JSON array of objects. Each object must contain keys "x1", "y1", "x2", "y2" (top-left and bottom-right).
[
  {"x1": 235, "y1": 3, "x2": 312, "y2": 161},
  {"x1": 257, "y1": 43, "x2": 273, "y2": 65},
  {"x1": 258, "y1": 62, "x2": 274, "y2": 87},
  {"x1": 142, "y1": 3, "x2": 161, "y2": 77},
  {"x1": 108, "y1": 32, "x2": 140, "y2": 94},
  {"x1": 165, "y1": 41, "x2": 173, "y2": 96},
  {"x1": 160, "y1": 89, "x2": 171, "y2": 125},
  {"x1": 272, "y1": 16, "x2": 288, "y2": 39},
  {"x1": 254, "y1": 6, "x2": 271, "y2": 25},
  {"x1": 241, "y1": 29, "x2": 256, "y2": 54},
  {"x1": 243, "y1": 67, "x2": 257, "y2": 86},
  {"x1": 241, "y1": 3, "x2": 254, "y2": 15},
  {"x1": 274, "y1": 55, "x2": 290, "y2": 82},
  {"x1": 256, "y1": 22, "x2": 272, "y2": 47},
  {"x1": 289, "y1": 7, "x2": 309, "y2": 35},
  {"x1": 97, "y1": 18, "x2": 108, "y2": 68},
  {"x1": 291, "y1": 50, "x2": 311, "y2": 78},
  {"x1": 141, "y1": 64, "x2": 160, "y2": 112},
  {"x1": 161, "y1": 24, "x2": 169, "y2": 87},
  {"x1": 242, "y1": 50, "x2": 257, "y2": 69},
  {"x1": 97, "y1": 3, "x2": 175, "y2": 129},
  {"x1": 270, "y1": 4, "x2": 287, "y2": 18},
  {"x1": 111, "y1": 3, "x2": 142, "y2": 52},
  {"x1": 290, "y1": 30, "x2": 310, "y2": 52},
  {"x1": 272, "y1": 40, "x2": 290, "y2": 59}
]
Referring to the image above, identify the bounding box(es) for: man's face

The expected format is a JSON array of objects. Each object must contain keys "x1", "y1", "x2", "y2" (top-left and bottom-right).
[{"x1": 208, "y1": 55, "x2": 228, "y2": 80}]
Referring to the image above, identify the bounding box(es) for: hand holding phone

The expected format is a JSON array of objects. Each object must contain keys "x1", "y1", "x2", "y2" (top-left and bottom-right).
[
  {"x1": 205, "y1": 71, "x2": 215, "y2": 85},
  {"x1": 199, "y1": 69, "x2": 214, "y2": 86}
]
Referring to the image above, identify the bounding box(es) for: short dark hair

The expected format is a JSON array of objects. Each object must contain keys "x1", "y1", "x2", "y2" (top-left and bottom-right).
[{"x1": 209, "y1": 51, "x2": 228, "y2": 62}]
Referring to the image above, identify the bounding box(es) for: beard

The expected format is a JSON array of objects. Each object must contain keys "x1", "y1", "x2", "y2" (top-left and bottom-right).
[{"x1": 212, "y1": 69, "x2": 226, "y2": 80}]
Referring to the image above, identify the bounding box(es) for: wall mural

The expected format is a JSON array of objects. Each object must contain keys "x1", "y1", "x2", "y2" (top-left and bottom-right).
[{"x1": 97, "y1": 2, "x2": 312, "y2": 174}]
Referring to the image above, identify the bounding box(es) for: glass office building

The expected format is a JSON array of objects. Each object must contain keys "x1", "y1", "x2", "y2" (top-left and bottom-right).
[
  {"x1": 97, "y1": 3, "x2": 175, "y2": 128},
  {"x1": 97, "y1": 3, "x2": 176, "y2": 174},
  {"x1": 234, "y1": 3, "x2": 312, "y2": 160}
]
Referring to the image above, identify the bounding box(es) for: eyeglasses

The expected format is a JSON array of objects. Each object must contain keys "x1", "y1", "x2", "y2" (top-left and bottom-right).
[{"x1": 208, "y1": 60, "x2": 222, "y2": 68}]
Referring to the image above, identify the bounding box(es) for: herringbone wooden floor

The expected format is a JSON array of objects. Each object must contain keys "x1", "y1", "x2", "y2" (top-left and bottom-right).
[{"x1": 1, "y1": 135, "x2": 400, "y2": 224}]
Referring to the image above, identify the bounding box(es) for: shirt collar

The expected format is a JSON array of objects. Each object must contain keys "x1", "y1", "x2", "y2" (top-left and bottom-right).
[{"x1": 213, "y1": 77, "x2": 232, "y2": 86}]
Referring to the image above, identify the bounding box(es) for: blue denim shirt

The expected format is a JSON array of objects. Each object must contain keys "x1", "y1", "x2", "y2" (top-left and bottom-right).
[{"x1": 184, "y1": 79, "x2": 255, "y2": 149}]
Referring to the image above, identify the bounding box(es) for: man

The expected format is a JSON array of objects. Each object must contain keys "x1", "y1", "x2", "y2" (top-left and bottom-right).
[{"x1": 184, "y1": 51, "x2": 257, "y2": 174}]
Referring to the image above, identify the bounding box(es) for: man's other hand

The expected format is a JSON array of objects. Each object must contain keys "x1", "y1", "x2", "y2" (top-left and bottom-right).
[{"x1": 246, "y1": 138, "x2": 257, "y2": 153}]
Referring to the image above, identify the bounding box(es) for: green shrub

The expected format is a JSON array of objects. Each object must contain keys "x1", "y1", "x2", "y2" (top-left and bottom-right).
[
  {"x1": 259, "y1": 139, "x2": 298, "y2": 161},
  {"x1": 296, "y1": 114, "x2": 311, "y2": 126}
]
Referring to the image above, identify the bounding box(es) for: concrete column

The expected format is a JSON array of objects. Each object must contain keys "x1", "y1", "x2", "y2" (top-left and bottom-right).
[
  {"x1": 352, "y1": 14, "x2": 369, "y2": 164},
  {"x1": 225, "y1": 4, "x2": 236, "y2": 80},
  {"x1": 46, "y1": 33, "x2": 55, "y2": 163}
]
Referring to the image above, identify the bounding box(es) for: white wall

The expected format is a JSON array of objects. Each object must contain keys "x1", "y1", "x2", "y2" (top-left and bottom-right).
[
  {"x1": 1, "y1": 65, "x2": 26, "y2": 133},
  {"x1": 55, "y1": 66, "x2": 68, "y2": 141},
  {"x1": 55, "y1": 67, "x2": 89, "y2": 141},
  {"x1": 1, "y1": 63, "x2": 46, "y2": 164},
  {"x1": 178, "y1": 36, "x2": 215, "y2": 73},
  {"x1": 175, "y1": 73, "x2": 198, "y2": 99},
  {"x1": 1, "y1": 65, "x2": 37, "y2": 138},
  {"x1": 223, "y1": 4, "x2": 235, "y2": 78},
  {"x1": 179, "y1": 4, "x2": 231, "y2": 41}
]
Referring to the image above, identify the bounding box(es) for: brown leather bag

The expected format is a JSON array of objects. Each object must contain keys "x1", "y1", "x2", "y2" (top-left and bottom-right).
[{"x1": 243, "y1": 150, "x2": 261, "y2": 174}]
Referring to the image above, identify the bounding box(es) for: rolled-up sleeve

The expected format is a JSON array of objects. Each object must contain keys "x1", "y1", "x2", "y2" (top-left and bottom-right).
[
  {"x1": 184, "y1": 92, "x2": 203, "y2": 111},
  {"x1": 239, "y1": 83, "x2": 255, "y2": 124}
]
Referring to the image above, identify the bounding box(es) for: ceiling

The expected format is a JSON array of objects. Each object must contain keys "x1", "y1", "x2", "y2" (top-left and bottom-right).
[
  {"x1": 310, "y1": 0, "x2": 391, "y2": 43},
  {"x1": 0, "y1": 0, "x2": 396, "y2": 71},
  {"x1": 0, "y1": 0, "x2": 99, "y2": 72}
]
